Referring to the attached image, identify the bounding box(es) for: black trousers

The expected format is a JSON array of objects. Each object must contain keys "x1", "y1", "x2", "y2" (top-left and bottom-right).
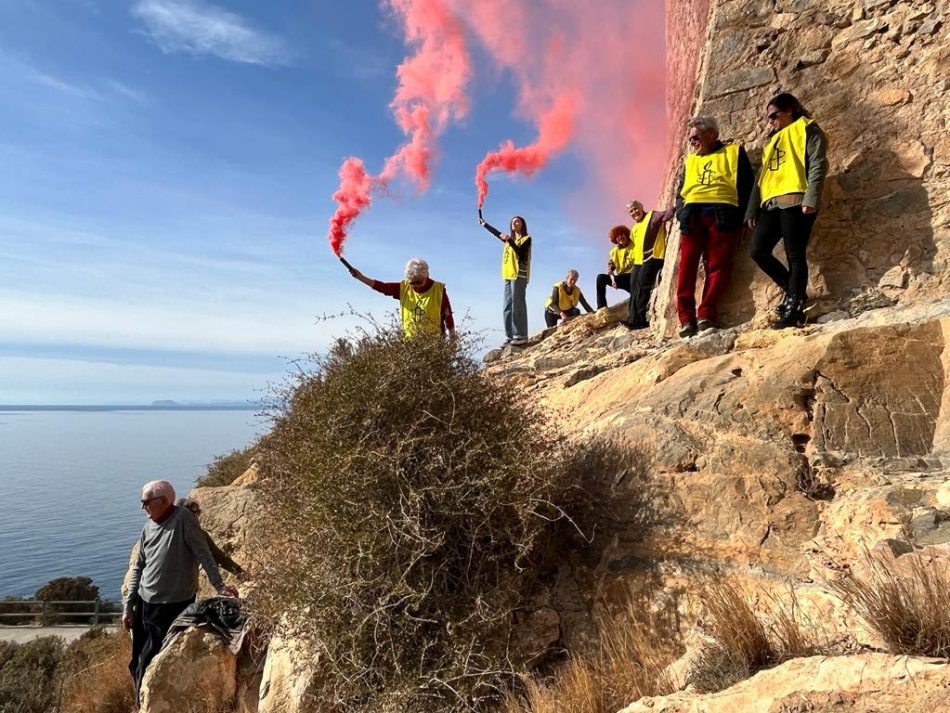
[
  {"x1": 595, "y1": 272, "x2": 633, "y2": 309},
  {"x1": 129, "y1": 596, "x2": 194, "y2": 702},
  {"x1": 544, "y1": 307, "x2": 580, "y2": 328},
  {"x1": 626, "y1": 258, "x2": 665, "y2": 326},
  {"x1": 750, "y1": 207, "x2": 818, "y2": 298}
]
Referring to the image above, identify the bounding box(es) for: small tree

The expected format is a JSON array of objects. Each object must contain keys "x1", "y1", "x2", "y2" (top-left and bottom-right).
[
  {"x1": 248, "y1": 327, "x2": 625, "y2": 712},
  {"x1": 35, "y1": 577, "x2": 100, "y2": 625}
]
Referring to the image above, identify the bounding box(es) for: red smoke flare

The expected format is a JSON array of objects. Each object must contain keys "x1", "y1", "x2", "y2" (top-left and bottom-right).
[
  {"x1": 475, "y1": 92, "x2": 577, "y2": 208},
  {"x1": 327, "y1": 0, "x2": 470, "y2": 255},
  {"x1": 457, "y1": 0, "x2": 666, "y2": 221}
]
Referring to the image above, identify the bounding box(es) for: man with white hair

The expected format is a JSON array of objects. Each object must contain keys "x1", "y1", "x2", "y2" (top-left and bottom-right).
[
  {"x1": 346, "y1": 257, "x2": 456, "y2": 337},
  {"x1": 123, "y1": 479, "x2": 237, "y2": 701},
  {"x1": 673, "y1": 115, "x2": 753, "y2": 338}
]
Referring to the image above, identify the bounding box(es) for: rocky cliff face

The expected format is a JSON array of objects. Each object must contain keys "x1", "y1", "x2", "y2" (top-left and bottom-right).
[{"x1": 656, "y1": 0, "x2": 950, "y2": 336}]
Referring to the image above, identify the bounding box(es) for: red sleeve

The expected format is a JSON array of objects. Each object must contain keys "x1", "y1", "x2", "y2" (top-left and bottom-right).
[
  {"x1": 441, "y1": 289, "x2": 455, "y2": 334},
  {"x1": 371, "y1": 280, "x2": 401, "y2": 299}
]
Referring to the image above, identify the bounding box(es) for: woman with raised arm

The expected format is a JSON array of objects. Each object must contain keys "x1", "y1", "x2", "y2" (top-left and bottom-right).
[{"x1": 479, "y1": 214, "x2": 532, "y2": 345}]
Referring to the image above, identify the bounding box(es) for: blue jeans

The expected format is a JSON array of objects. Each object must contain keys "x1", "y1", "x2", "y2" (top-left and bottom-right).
[{"x1": 503, "y1": 277, "x2": 528, "y2": 340}]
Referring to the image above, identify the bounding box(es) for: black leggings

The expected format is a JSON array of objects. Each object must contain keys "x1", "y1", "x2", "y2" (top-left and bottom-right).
[
  {"x1": 595, "y1": 272, "x2": 633, "y2": 309},
  {"x1": 750, "y1": 207, "x2": 818, "y2": 298},
  {"x1": 626, "y1": 258, "x2": 664, "y2": 326}
]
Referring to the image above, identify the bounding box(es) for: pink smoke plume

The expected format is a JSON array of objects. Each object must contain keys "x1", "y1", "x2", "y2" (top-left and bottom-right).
[
  {"x1": 475, "y1": 92, "x2": 577, "y2": 208},
  {"x1": 457, "y1": 0, "x2": 667, "y2": 220},
  {"x1": 328, "y1": 0, "x2": 470, "y2": 256}
]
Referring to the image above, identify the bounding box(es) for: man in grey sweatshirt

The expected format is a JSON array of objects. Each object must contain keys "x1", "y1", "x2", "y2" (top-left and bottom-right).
[{"x1": 122, "y1": 479, "x2": 237, "y2": 701}]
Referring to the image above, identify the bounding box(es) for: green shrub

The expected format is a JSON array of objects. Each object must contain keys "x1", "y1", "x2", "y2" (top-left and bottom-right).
[
  {"x1": 248, "y1": 327, "x2": 624, "y2": 712},
  {"x1": 0, "y1": 636, "x2": 63, "y2": 713},
  {"x1": 196, "y1": 445, "x2": 256, "y2": 488},
  {"x1": 35, "y1": 576, "x2": 100, "y2": 625}
]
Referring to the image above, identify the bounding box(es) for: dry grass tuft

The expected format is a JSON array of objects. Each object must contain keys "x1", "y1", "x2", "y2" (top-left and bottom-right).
[
  {"x1": 831, "y1": 551, "x2": 950, "y2": 658},
  {"x1": 501, "y1": 600, "x2": 675, "y2": 713},
  {"x1": 686, "y1": 580, "x2": 828, "y2": 693},
  {"x1": 58, "y1": 628, "x2": 134, "y2": 713}
]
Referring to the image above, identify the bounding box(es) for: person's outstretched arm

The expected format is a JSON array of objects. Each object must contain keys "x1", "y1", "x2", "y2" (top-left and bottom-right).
[
  {"x1": 344, "y1": 264, "x2": 375, "y2": 288},
  {"x1": 478, "y1": 217, "x2": 506, "y2": 241}
]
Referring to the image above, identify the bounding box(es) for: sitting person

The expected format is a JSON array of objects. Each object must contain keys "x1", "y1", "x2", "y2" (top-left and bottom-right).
[
  {"x1": 624, "y1": 200, "x2": 675, "y2": 329},
  {"x1": 544, "y1": 269, "x2": 594, "y2": 327},
  {"x1": 595, "y1": 225, "x2": 636, "y2": 309}
]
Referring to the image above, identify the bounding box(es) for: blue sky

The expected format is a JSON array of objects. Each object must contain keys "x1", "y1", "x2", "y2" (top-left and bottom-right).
[{"x1": 0, "y1": 0, "x2": 663, "y2": 404}]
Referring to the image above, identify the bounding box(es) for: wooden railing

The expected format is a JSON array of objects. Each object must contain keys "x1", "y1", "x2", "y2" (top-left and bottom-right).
[{"x1": 0, "y1": 600, "x2": 122, "y2": 627}]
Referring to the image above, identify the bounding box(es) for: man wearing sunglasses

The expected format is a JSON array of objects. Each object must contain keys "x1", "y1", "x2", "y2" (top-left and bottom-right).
[
  {"x1": 674, "y1": 115, "x2": 753, "y2": 337},
  {"x1": 123, "y1": 480, "x2": 237, "y2": 702}
]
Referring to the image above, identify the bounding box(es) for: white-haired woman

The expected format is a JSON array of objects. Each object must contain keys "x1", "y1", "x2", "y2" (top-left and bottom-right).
[
  {"x1": 347, "y1": 258, "x2": 456, "y2": 337},
  {"x1": 544, "y1": 269, "x2": 594, "y2": 327},
  {"x1": 673, "y1": 115, "x2": 753, "y2": 337}
]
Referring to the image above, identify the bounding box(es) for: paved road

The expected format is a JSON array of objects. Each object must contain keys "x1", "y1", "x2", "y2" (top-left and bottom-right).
[{"x1": 0, "y1": 626, "x2": 119, "y2": 644}]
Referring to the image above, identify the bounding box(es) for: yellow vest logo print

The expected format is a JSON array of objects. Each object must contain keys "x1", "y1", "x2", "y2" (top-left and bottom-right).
[
  {"x1": 698, "y1": 160, "x2": 715, "y2": 186},
  {"x1": 767, "y1": 144, "x2": 787, "y2": 172}
]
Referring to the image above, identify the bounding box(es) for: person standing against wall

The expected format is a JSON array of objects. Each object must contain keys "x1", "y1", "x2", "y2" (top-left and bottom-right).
[
  {"x1": 674, "y1": 116, "x2": 753, "y2": 338},
  {"x1": 747, "y1": 93, "x2": 828, "y2": 329}
]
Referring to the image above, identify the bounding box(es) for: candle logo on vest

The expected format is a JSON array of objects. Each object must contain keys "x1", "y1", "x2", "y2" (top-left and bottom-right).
[
  {"x1": 768, "y1": 146, "x2": 787, "y2": 172},
  {"x1": 698, "y1": 160, "x2": 715, "y2": 186}
]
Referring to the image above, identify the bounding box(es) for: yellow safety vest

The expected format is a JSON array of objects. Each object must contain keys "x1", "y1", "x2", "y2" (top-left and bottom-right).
[
  {"x1": 758, "y1": 117, "x2": 813, "y2": 204},
  {"x1": 501, "y1": 234, "x2": 531, "y2": 281},
  {"x1": 609, "y1": 244, "x2": 636, "y2": 275},
  {"x1": 399, "y1": 279, "x2": 444, "y2": 337},
  {"x1": 631, "y1": 211, "x2": 667, "y2": 264},
  {"x1": 545, "y1": 282, "x2": 581, "y2": 311},
  {"x1": 680, "y1": 143, "x2": 741, "y2": 206}
]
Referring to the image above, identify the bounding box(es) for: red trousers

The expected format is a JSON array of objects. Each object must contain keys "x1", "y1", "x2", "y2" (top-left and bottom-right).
[{"x1": 676, "y1": 212, "x2": 738, "y2": 325}]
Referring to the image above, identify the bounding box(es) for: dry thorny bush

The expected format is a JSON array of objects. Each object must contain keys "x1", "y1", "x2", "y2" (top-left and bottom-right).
[
  {"x1": 247, "y1": 326, "x2": 643, "y2": 712},
  {"x1": 686, "y1": 579, "x2": 831, "y2": 693},
  {"x1": 501, "y1": 598, "x2": 676, "y2": 713},
  {"x1": 831, "y1": 549, "x2": 950, "y2": 659}
]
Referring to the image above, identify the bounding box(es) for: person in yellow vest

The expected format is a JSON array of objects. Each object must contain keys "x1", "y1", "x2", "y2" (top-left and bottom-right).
[
  {"x1": 674, "y1": 115, "x2": 753, "y2": 337},
  {"x1": 747, "y1": 93, "x2": 828, "y2": 329},
  {"x1": 623, "y1": 201, "x2": 675, "y2": 330},
  {"x1": 544, "y1": 269, "x2": 594, "y2": 328},
  {"x1": 479, "y1": 214, "x2": 532, "y2": 345},
  {"x1": 346, "y1": 258, "x2": 455, "y2": 337},
  {"x1": 595, "y1": 225, "x2": 637, "y2": 309}
]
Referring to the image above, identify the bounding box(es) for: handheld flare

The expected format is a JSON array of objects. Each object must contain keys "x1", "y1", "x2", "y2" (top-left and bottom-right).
[
  {"x1": 338, "y1": 256, "x2": 356, "y2": 272},
  {"x1": 478, "y1": 208, "x2": 483, "y2": 221}
]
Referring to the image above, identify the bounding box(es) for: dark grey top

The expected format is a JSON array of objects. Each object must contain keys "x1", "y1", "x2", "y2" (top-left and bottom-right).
[{"x1": 123, "y1": 505, "x2": 226, "y2": 613}]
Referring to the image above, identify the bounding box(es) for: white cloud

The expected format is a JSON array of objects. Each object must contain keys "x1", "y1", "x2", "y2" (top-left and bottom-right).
[
  {"x1": 131, "y1": 0, "x2": 290, "y2": 66},
  {"x1": 30, "y1": 71, "x2": 102, "y2": 100}
]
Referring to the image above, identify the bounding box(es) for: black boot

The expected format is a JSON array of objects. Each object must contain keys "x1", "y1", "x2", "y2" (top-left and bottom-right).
[
  {"x1": 771, "y1": 295, "x2": 805, "y2": 329},
  {"x1": 774, "y1": 292, "x2": 792, "y2": 317}
]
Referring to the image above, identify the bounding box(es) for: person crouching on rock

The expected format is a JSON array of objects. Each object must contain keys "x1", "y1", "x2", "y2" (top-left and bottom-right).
[
  {"x1": 544, "y1": 269, "x2": 594, "y2": 328},
  {"x1": 123, "y1": 480, "x2": 237, "y2": 704},
  {"x1": 346, "y1": 258, "x2": 456, "y2": 338},
  {"x1": 624, "y1": 200, "x2": 675, "y2": 330},
  {"x1": 595, "y1": 225, "x2": 636, "y2": 310},
  {"x1": 747, "y1": 93, "x2": 828, "y2": 330},
  {"x1": 479, "y1": 214, "x2": 532, "y2": 346},
  {"x1": 674, "y1": 115, "x2": 753, "y2": 338}
]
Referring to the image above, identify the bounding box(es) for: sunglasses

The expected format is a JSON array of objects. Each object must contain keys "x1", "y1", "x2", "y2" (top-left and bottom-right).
[
  {"x1": 767, "y1": 111, "x2": 781, "y2": 121},
  {"x1": 141, "y1": 496, "x2": 164, "y2": 509}
]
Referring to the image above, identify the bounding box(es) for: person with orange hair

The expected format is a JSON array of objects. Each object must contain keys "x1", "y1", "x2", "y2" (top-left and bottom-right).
[{"x1": 595, "y1": 225, "x2": 636, "y2": 309}]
